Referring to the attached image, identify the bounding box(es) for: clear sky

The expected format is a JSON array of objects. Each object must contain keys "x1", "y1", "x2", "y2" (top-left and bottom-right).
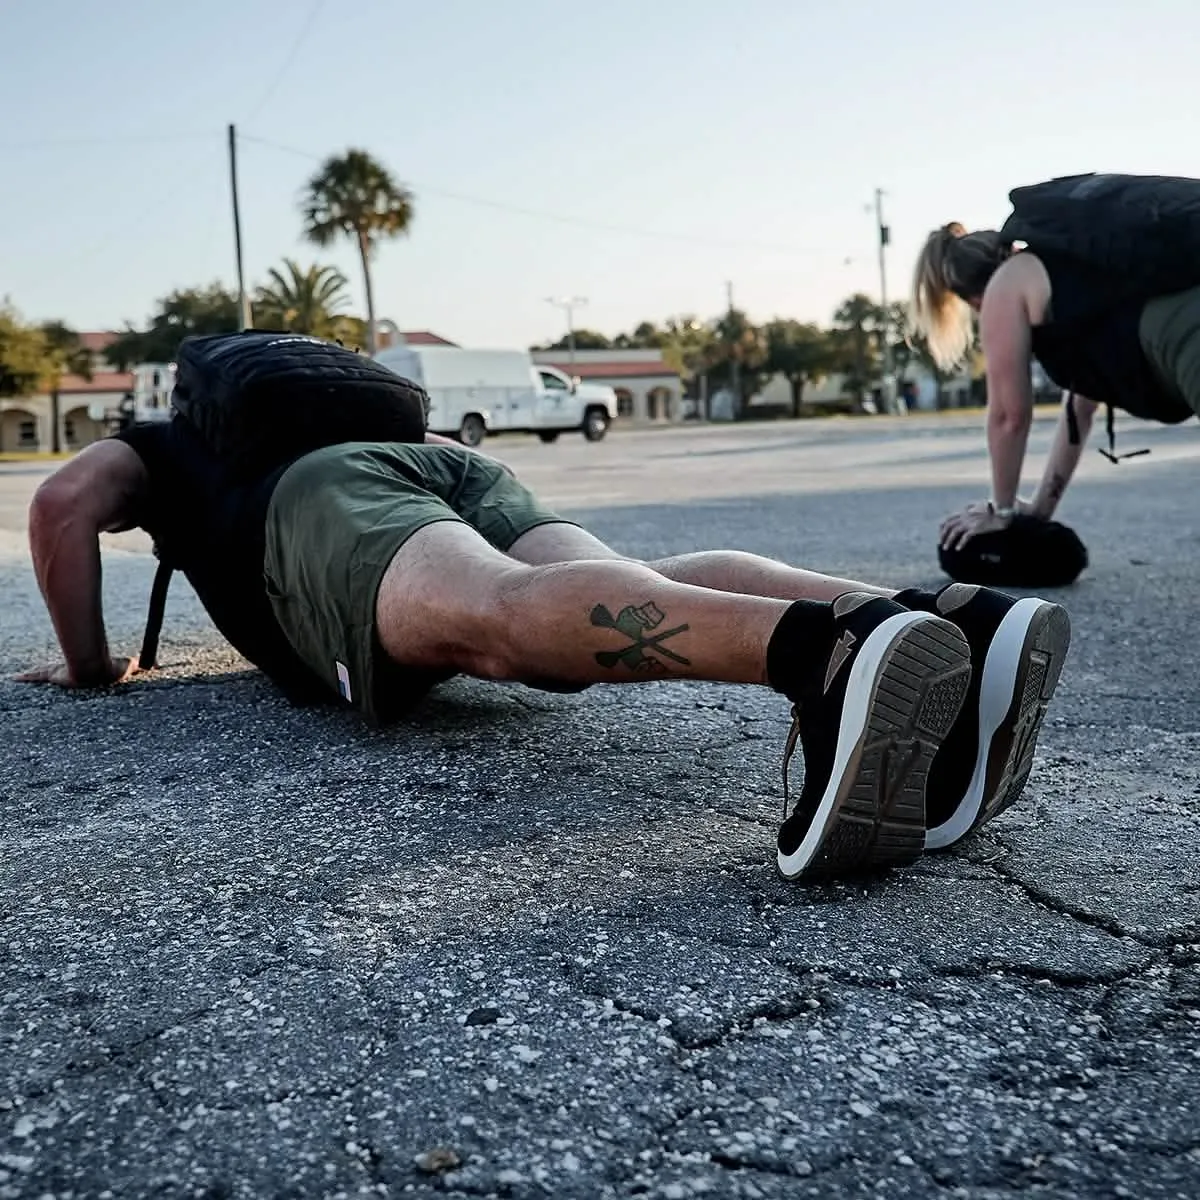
[{"x1": 2, "y1": 0, "x2": 1198, "y2": 347}]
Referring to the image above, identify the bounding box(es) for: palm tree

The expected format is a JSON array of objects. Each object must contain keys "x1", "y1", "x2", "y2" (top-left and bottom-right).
[
  {"x1": 254, "y1": 260, "x2": 351, "y2": 338},
  {"x1": 300, "y1": 150, "x2": 415, "y2": 355},
  {"x1": 705, "y1": 308, "x2": 768, "y2": 414},
  {"x1": 832, "y1": 293, "x2": 885, "y2": 408}
]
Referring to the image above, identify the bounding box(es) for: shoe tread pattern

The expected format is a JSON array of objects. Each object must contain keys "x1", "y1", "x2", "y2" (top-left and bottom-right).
[
  {"x1": 979, "y1": 604, "x2": 1072, "y2": 830},
  {"x1": 802, "y1": 619, "x2": 971, "y2": 881}
]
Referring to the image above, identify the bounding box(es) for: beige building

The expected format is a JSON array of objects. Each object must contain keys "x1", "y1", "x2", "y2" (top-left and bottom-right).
[
  {"x1": 749, "y1": 362, "x2": 974, "y2": 415},
  {"x1": 0, "y1": 333, "x2": 134, "y2": 453},
  {"x1": 530, "y1": 349, "x2": 683, "y2": 423}
]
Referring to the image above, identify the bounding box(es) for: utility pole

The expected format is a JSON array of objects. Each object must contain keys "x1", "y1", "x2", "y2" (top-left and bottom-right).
[
  {"x1": 874, "y1": 187, "x2": 896, "y2": 413},
  {"x1": 726, "y1": 280, "x2": 741, "y2": 416},
  {"x1": 545, "y1": 296, "x2": 588, "y2": 365},
  {"x1": 228, "y1": 124, "x2": 251, "y2": 331}
]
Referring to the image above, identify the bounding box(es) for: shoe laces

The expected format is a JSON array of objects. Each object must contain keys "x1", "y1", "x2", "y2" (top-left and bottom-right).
[{"x1": 781, "y1": 704, "x2": 802, "y2": 820}]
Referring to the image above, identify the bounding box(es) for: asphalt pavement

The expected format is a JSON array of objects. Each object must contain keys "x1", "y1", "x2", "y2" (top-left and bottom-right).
[{"x1": 2, "y1": 413, "x2": 1198, "y2": 1199}]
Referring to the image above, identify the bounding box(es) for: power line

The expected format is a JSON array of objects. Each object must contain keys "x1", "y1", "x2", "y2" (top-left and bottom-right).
[
  {"x1": 40, "y1": 142, "x2": 227, "y2": 276},
  {"x1": 1, "y1": 3, "x2": 324, "y2": 151},
  {"x1": 243, "y1": 0, "x2": 327, "y2": 125},
  {"x1": 237, "y1": 131, "x2": 852, "y2": 259},
  {"x1": 0, "y1": 130, "x2": 218, "y2": 150}
]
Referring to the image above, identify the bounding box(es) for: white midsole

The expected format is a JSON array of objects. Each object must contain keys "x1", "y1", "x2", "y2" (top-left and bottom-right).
[
  {"x1": 924, "y1": 597, "x2": 1049, "y2": 850},
  {"x1": 777, "y1": 610, "x2": 940, "y2": 877}
]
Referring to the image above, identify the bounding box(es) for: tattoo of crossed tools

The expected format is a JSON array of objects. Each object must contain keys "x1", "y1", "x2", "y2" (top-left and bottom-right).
[{"x1": 590, "y1": 602, "x2": 692, "y2": 673}]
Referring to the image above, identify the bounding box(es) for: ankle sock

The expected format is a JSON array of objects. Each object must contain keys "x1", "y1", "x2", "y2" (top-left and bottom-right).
[
  {"x1": 893, "y1": 587, "x2": 939, "y2": 612},
  {"x1": 765, "y1": 599, "x2": 833, "y2": 697}
]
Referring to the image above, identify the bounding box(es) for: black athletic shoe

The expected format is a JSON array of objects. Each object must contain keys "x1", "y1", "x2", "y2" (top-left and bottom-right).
[
  {"x1": 915, "y1": 584, "x2": 1072, "y2": 850},
  {"x1": 776, "y1": 593, "x2": 972, "y2": 882}
]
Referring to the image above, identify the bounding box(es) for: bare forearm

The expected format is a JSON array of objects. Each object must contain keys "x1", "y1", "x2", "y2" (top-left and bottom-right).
[
  {"x1": 1031, "y1": 400, "x2": 1094, "y2": 519},
  {"x1": 986, "y1": 400, "x2": 1033, "y2": 509},
  {"x1": 30, "y1": 509, "x2": 112, "y2": 682}
]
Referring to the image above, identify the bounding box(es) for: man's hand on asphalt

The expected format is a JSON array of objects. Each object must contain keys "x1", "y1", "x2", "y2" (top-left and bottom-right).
[{"x1": 14, "y1": 655, "x2": 143, "y2": 689}]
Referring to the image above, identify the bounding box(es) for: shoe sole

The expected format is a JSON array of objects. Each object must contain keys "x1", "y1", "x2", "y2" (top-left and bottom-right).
[
  {"x1": 925, "y1": 599, "x2": 1071, "y2": 851},
  {"x1": 777, "y1": 612, "x2": 972, "y2": 882}
]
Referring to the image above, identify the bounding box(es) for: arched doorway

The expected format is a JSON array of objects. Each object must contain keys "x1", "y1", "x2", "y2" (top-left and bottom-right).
[
  {"x1": 614, "y1": 388, "x2": 634, "y2": 419},
  {"x1": 646, "y1": 386, "x2": 672, "y2": 422},
  {"x1": 1, "y1": 408, "x2": 40, "y2": 452},
  {"x1": 63, "y1": 406, "x2": 105, "y2": 450}
]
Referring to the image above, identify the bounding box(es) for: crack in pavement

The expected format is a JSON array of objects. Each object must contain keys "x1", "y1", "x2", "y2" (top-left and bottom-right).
[{"x1": 974, "y1": 841, "x2": 1200, "y2": 949}]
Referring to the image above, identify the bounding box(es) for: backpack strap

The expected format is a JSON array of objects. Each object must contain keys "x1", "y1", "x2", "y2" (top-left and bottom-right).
[
  {"x1": 1065, "y1": 390, "x2": 1150, "y2": 463},
  {"x1": 139, "y1": 555, "x2": 174, "y2": 669},
  {"x1": 1097, "y1": 402, "x2": 1151, "y2": 464}
]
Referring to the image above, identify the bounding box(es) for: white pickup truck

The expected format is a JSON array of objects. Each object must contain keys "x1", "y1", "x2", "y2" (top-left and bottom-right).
[{"x1": 373, "y1": 346, "x2": 617, "y2": 446}]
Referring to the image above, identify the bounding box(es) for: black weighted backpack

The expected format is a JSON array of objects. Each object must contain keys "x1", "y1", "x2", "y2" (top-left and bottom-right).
[
  {"x1": 1000, "y1": 172, "x2": 1200, "y2": 461},
  {"x1": 139, "y1": 330, "x2": 431, "y2": 668},
  {"x1": 1000, "y1": 172, "x2": 1200, "y2": 302},
  {"x1": 171, "y1": 330, "x2": 429, "y2": 480}
]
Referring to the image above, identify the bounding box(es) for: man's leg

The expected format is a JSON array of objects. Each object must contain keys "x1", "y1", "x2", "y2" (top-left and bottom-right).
[
  {"x1": 505, "y1": 522, "x2": 894, "y2": 602},
  {"x1": 375, "y1": 521, "x2": 973, "y2": 882},
  {"x1": 374, "y1": 522, "x2": 787, "y2": 686},
  {"x1": 501, "y1": 523, "x2": 1071, "y2": 854}
]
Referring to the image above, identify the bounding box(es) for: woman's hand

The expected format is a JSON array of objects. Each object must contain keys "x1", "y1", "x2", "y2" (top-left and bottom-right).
[{"x1": 938, "y1": 502, "x2": 1016, "y2": 551}]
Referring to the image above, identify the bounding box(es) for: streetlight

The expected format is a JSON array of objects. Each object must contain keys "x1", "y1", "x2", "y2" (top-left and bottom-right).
[
  {"x1": 871, "y1": 188, "x2": 899, "y2": 415},
  {"x1": 545, "y1": 296, "x2": 588, "y2": 365}
]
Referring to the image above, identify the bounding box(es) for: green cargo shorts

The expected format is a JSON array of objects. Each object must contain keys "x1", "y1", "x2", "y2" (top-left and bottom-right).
[
  {"x1": 1139, "y1": 285, "x2": 1200, "y2": 419},
  {"x1": 263, "y1": 441, "x2": 574, "y2": 725}
]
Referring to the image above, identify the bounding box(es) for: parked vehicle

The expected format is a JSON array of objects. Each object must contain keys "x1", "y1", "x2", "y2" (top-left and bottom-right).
[
  {"x1": 374, "y1": 346, "x2": 616, "y2": 446},
  {"x1": 531, "y1": 364, "x2": 616, "y2": 443}
]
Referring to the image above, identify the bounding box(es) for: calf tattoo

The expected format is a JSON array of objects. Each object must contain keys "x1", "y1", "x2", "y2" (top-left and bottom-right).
[{"x1": 590, "y1": 602, "x2": 692, "y2": 673}]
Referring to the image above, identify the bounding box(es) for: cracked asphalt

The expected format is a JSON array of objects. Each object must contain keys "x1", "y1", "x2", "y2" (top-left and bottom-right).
[{"x1": 2, "y1": 414, "x2": 1199, "y2": 1199}]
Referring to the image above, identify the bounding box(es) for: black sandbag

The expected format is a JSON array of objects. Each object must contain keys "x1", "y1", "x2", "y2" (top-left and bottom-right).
[{"x1": 938, "y1": 515, "x2": 1088, "y2": 588}]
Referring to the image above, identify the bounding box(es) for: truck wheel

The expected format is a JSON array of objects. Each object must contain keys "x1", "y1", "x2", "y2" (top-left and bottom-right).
[
  {"x1": 537, "y1": 431, "x2": 560, "y2": 444},
  {"x1": 458, "y1": 414, "x2": 486, "y2": 447},
  {"x1": 582, "y1": 408, "x2": 609, "y2": 441}
]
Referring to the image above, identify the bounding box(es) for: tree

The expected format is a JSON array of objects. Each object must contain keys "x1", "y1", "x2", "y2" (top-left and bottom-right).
[
  {"x1": 654, "y1": 316, "x2": 715, "y2": 387},
  {"x1": 831, "y1": 293, "x2": 885, "y2": 406},
  {"x1": 763, "y1": 319, "x2": 835, "y2": 417},
  {"x1": 534, "y1": 328, "x2": 612, "y2": 352},
  {"x1": 40, "y1": 322, "x2": 92, "y2": 453},
  {"x1": 254, "y1": 260, "x2": 350, "y2": 338},
  {"x1": 0, "y1": 304, "x2": 52, "y2": 399},
  {"x1": 880, "y1": 301, "x2": 913, "y2": 377},
  {"x1": 0, "y1": 307, "x2": 90, "y2": 453},
  {"x1": 105, "y1": 284, "x2": 241, "y2": 369},
  {"x1": 613, "y1": 321, "x2": 665, "y2": 349},
  {"x1": 301, "y1": 149, "x2": 415, "y2": 356},
  {"x1": 326, "y1": 314, "x2": 370, "y2": 351},
  {"x1": 704, "y1": 309, "x2": 769, "y2": 410}
]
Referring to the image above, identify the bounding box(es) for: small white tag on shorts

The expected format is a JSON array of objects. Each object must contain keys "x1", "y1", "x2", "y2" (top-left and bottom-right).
[{"x1": 335, "y1": 660, "x2": 353, "y2": 703}]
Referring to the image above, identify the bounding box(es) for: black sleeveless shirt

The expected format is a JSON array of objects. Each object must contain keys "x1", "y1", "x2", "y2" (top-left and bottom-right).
[
  {"x1": 113, "y1": 419, "x2": 326, "y2": 702},
  {"x1": 1028, "y1": 250, "x2": 1193, "y2": 424}
]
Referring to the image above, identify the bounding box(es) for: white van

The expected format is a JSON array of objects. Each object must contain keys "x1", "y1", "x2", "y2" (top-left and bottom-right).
[{"x1": 373, "y1": 346, "x2": 616, "y2": 446}]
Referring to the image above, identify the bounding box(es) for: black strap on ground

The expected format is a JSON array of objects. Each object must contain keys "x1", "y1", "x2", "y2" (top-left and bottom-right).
[
  {"x1": 1098, "y1": 402, "x2": 1151, "y2": 464},
  {"x1": 139, "y1": 559, "x2": 174, "y2": 669}
]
